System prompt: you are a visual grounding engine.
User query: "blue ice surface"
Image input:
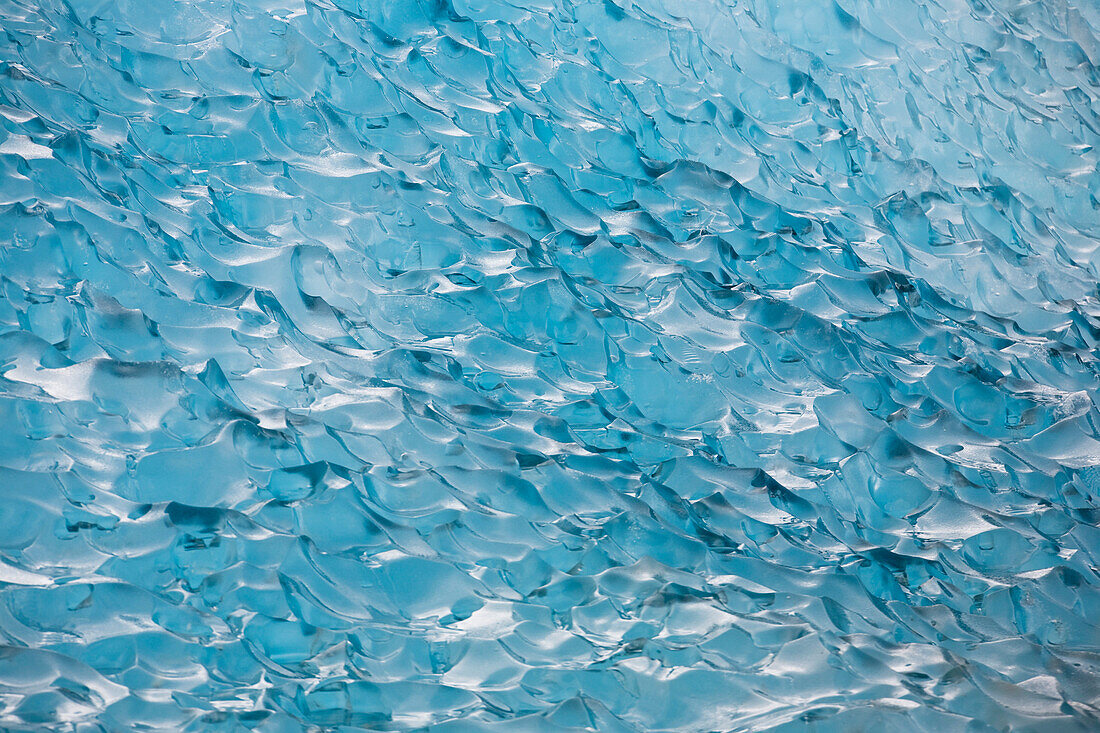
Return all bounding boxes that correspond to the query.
[0,0,1099,729]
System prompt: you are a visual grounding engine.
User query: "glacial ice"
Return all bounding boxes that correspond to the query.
[1,0,1100,729]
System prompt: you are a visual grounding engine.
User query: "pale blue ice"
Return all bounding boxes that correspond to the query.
[0,0,1099,730]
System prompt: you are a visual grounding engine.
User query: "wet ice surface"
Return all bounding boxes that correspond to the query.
[1,0,1100,730]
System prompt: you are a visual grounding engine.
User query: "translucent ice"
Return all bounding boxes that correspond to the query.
[1,0,1100,730]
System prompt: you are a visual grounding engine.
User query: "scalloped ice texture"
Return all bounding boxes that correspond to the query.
[0,0,1099,730]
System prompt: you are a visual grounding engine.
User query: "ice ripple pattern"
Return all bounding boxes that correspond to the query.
[1,0,1100,729]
